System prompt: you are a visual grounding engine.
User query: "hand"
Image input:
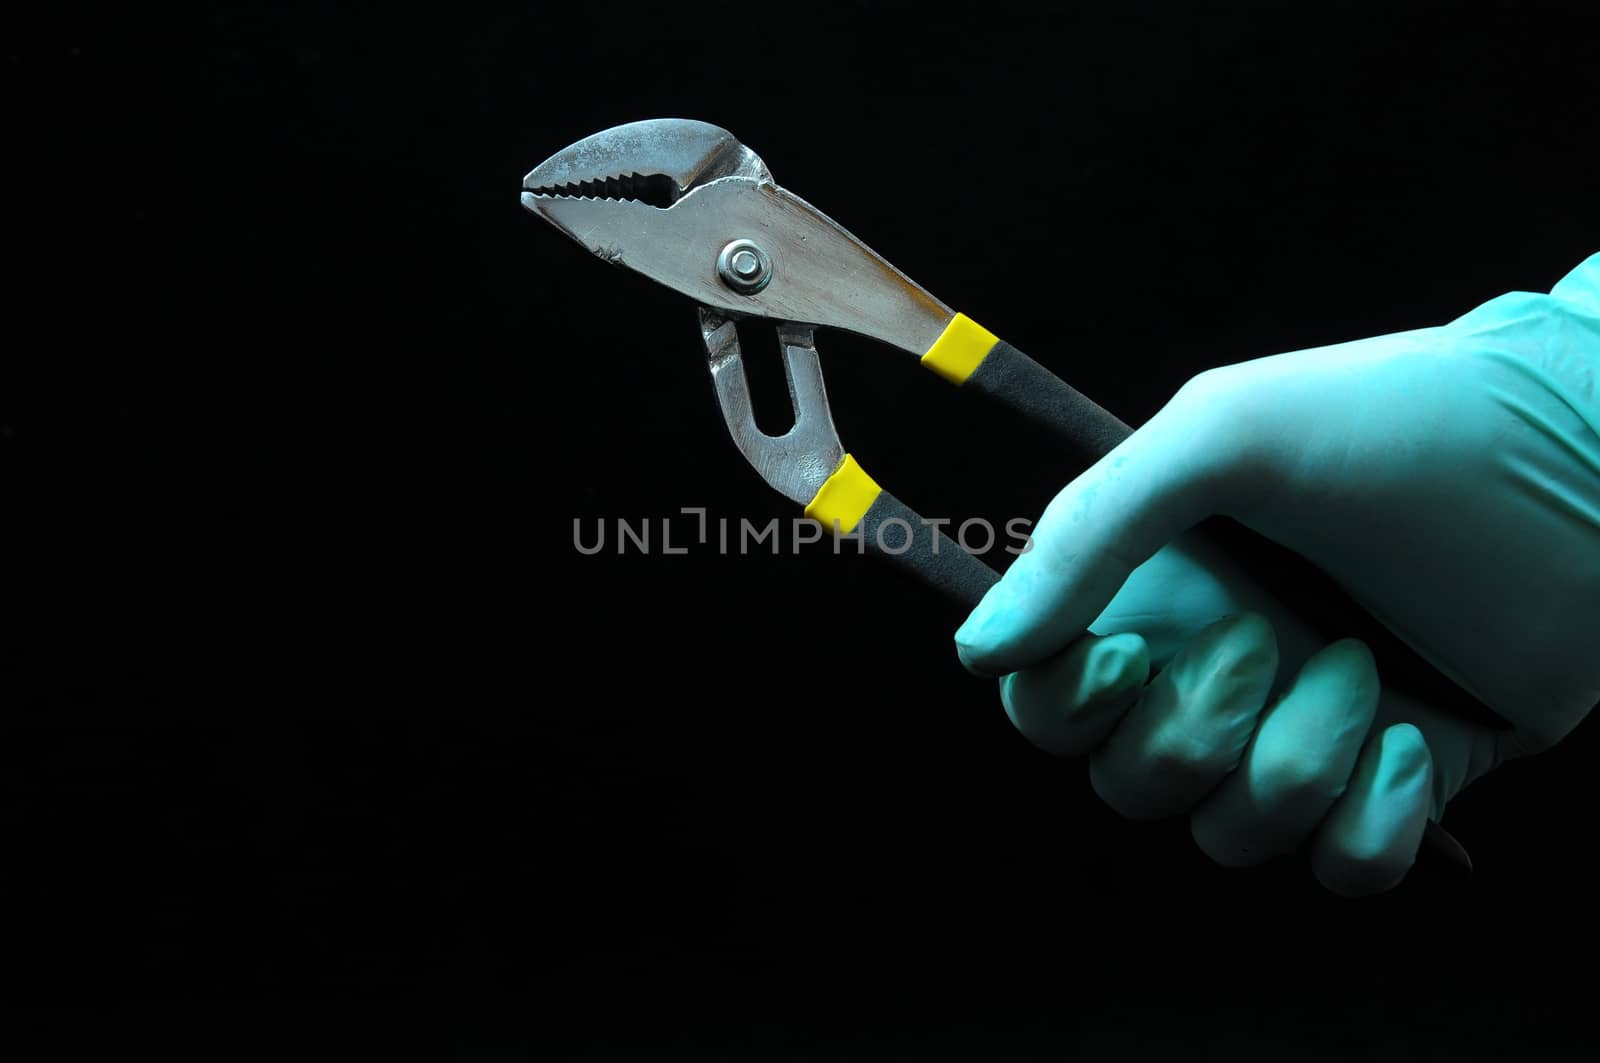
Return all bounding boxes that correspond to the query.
[956,254,1600,895]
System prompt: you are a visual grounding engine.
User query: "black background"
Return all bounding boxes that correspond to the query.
[9,2,1600,1057]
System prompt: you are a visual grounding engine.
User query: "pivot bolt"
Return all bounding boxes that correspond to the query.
[716,239,772,295]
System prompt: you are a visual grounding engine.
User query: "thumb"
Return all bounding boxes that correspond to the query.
[955,378,1241,676]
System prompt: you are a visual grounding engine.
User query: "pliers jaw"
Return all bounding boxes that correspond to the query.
[520,118,770,274]
[520,118,768,205]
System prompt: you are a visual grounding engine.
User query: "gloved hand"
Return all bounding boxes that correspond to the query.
[956,253,1600,895]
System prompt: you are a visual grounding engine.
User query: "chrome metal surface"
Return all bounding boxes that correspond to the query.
[699,309,844,505]
[523,119,955,358]
[521,118,768,203]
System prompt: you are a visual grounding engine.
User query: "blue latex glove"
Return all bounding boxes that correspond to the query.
[956,253,1600,895]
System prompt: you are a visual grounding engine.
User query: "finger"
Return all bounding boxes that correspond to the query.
[1191,639,1379,867]
[1309,723,1433,897]
[1089,613,1277,820]
[955,380,1240,677]
[1000,632,1150,756]
[1372,690,1519,808]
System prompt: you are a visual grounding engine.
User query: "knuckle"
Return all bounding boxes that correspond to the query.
[1144,728,1231,780]
[1216,612,1278,666]
[1164,367,1281,506]
[1181,613,1279,709]
[1332,636,1377,678]
[1256,750,1343,807]
[1172,365,1236,409]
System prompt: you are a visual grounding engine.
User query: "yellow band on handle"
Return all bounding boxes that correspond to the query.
[803,453,882,536]
[920,312,1000,384]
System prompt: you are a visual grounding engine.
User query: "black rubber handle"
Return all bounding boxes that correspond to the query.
[966,339,1134,462]
[859,489,999,609]
[963,340,1511,734]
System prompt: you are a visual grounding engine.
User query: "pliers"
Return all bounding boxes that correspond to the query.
[520,118,1128,604]
[520,119,1497,864]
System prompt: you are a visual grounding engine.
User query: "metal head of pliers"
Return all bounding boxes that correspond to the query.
[521,118,955,360]
[522,118,903,506]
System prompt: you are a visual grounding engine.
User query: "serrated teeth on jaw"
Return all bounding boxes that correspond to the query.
[523,172,678,208]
